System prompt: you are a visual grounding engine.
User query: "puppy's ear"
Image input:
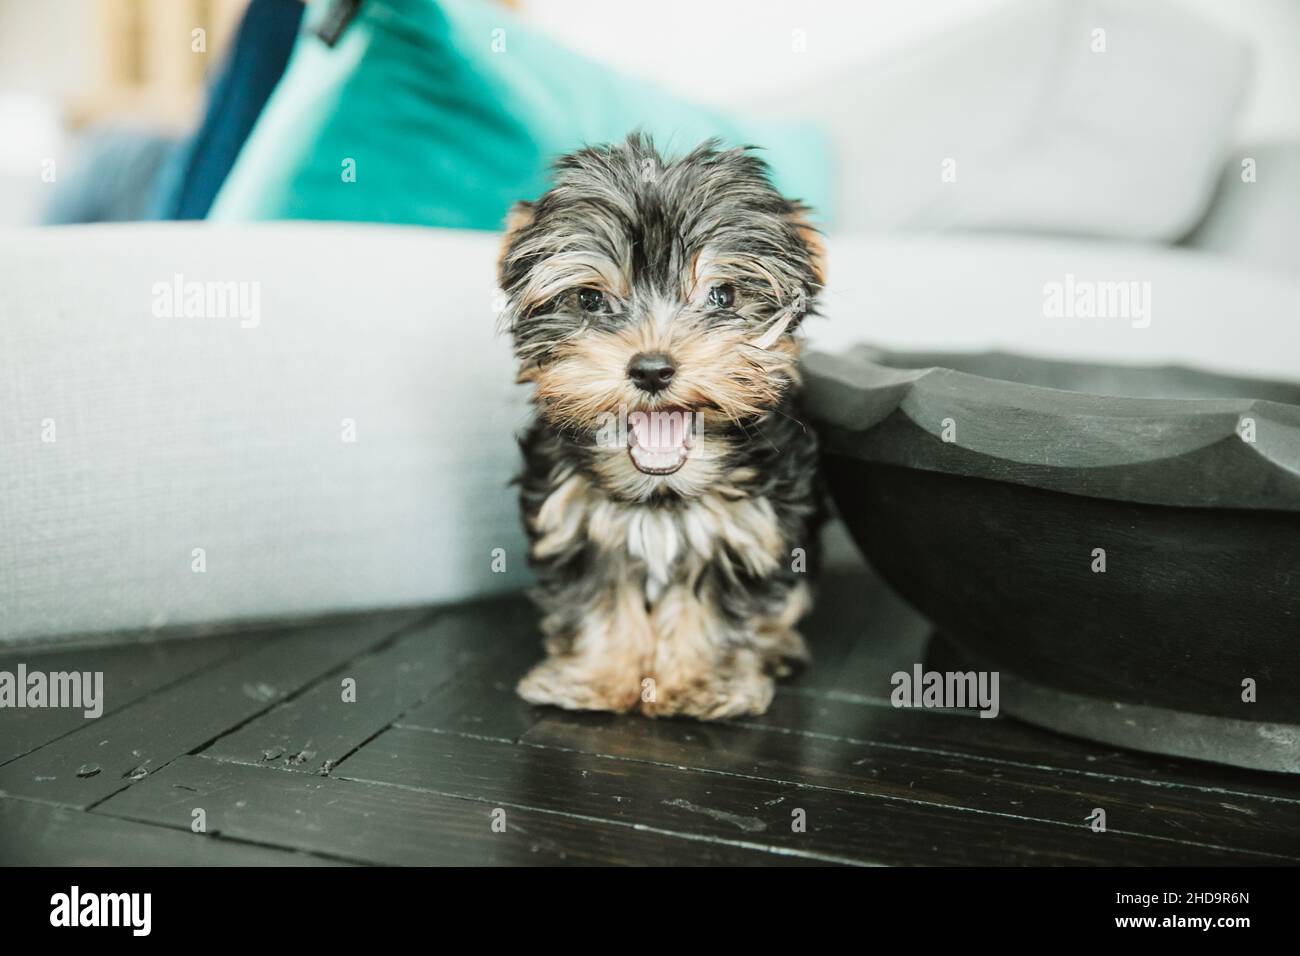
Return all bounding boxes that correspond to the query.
[785,204,826,289]
[498,200,535,287]
[500,201,538,379]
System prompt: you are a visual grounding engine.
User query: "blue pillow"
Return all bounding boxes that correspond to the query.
[152,0,305,220]
[209,0,831,229]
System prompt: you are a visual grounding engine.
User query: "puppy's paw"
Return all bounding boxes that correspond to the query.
[516,657,642,713]
[642,670,775,720]
[702,672,776,719]
[763,628,810,678]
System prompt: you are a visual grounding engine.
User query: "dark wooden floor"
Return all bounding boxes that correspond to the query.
[3,570,1298,866]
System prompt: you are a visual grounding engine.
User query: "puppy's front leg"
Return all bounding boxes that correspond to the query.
[638,581,772,720]
[516,575,653,714]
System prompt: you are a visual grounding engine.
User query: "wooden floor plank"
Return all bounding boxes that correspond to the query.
[396,664,546,743]
[756,691,1300,805]
[0,610,424,809]
[0,796,342,866]
[199,602,532,773]
[8,570,1293,866]
[765,570,1300,805]
[332,725,1273,866]
[0,632,262,766]
[786,568,934,700]
[520,709,1300,861]
[95,755,821,866]
[418,575,1300,807]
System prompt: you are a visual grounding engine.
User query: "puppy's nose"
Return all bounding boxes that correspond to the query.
[627,352,677,393]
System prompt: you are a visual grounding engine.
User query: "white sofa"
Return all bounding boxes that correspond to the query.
[3,222,1299,644]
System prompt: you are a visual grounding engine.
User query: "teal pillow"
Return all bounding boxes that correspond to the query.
[209,0,831,230]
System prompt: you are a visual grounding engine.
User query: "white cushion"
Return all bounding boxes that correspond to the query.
[759,0,1252,240]
[0,222,530,643]
[805,233,1300,381]
[1182,141,1300,277]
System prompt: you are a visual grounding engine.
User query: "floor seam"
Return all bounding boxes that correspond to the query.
[323,770,867,866]
[388,726,1300,863]
[735,719,1300,806]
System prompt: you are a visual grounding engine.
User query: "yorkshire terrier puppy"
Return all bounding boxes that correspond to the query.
[497,135,825,719]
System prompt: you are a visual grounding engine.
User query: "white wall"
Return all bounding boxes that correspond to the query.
[2,0,1296,144]
[1178,0,1300,143]
[517,0,1013,105]
[0,0,97,99]
[518,0,1300,145]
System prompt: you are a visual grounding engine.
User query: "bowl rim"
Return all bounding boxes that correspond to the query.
[803,345,1300,513]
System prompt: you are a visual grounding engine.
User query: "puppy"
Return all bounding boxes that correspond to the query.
[497,134,825,719]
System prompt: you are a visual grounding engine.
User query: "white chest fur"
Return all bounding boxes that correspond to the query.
[530,472,785,605]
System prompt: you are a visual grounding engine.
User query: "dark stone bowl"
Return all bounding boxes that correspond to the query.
[803,346,1300,774]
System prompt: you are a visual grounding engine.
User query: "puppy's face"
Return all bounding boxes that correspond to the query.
[498,137,824,494]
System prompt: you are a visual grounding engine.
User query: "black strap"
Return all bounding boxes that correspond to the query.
[315,0,363,47]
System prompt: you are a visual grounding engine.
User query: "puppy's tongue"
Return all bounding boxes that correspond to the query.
[628,411,692,475]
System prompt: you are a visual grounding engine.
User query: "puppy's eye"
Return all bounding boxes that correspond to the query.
[576,288,606,313]
[706,284,735,309]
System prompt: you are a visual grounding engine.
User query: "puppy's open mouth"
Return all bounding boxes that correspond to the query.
[628,408,694,475]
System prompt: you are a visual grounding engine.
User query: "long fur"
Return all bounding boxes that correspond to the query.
[498,134,825,719]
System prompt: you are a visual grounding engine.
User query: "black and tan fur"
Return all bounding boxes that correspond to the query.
[498,135,825,719]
